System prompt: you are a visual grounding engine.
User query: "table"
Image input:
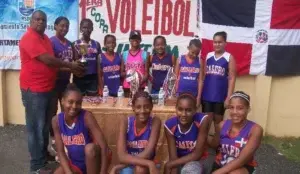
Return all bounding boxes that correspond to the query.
[82,97,176,165]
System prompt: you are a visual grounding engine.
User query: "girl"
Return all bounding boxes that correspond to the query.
[73,18,101,96]
[52,84,110,174]
[148,35,175,94]
[164,93,210,174]
[201,31,236,132]
[98,34,124,97]
[209,91,263,174]
[175,37,204,107]
[122,30,149,97]
[49,16,75,155]
[110,91,161,174]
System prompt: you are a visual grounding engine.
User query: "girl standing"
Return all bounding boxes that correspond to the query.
[73,19,101,96]
[175,38,204,107]
[164,93,210,174]
[122,30,149,97]
[98,34,124,97]
[201,31,236,131]
[209,91,263,174]
[110,91,161,174]
[52,84,111,174]
[149,36,175,94]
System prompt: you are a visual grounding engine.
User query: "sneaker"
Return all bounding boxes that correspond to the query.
[30,166,52,174]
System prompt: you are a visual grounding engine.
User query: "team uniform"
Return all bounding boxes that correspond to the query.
[176,55,201,97]
[73,39,101,95]
[122,49,148,90]
[213,120,257,173]
[164,113,208,173]
[150,53,173,94]
[58,110,92,174]
[100,53,122,97]
[202,51,231,115]
[120,116,155,174]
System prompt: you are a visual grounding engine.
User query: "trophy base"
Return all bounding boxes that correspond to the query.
[165,97,177,106]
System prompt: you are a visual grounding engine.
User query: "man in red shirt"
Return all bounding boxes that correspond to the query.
[19,10,84,173]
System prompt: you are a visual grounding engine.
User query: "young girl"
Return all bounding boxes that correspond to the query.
[164,93,210,174]
[73,18,101,96]
[98,34,124,97]
[209,91,263,174]
[49,16,75,155]
[110,91,161,174]
[201,31,236,131]
[175,38,204,106]
[52,84,110,174]
[123,30,149,97]
[149,35,175,94]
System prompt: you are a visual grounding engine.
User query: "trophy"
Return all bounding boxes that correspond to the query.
[78,43,89,66]
[126,69,140,106]
[163,67,177,105]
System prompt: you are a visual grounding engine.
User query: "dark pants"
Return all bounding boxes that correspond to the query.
[21,88,55,171]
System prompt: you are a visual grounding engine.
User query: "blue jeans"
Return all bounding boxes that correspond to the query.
[21,89,55,171]
[120,164,161,174]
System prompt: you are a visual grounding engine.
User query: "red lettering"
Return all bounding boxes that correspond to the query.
[173,0,185,36]
[154,0,160,34]
[183,1,193,36]
[142,0,153,34]
[161,0,173,35]
[80,0,87,19]
[106,0,121,33]
[131,0,137,31]
[120,0,131,33]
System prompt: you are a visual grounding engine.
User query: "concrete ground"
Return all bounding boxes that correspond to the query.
[0,125,300,174]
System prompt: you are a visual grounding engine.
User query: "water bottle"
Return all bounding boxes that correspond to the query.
[117,86,124,106]
[158,87,165,106]
[103,85,109,103]
[144,86,149,93]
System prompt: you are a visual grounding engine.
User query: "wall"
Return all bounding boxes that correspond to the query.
[0,70,299,137]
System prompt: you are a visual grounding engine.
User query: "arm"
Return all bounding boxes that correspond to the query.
[97,54,103,95]
[143,53,150,84]
[227,55,236,98]
[215,125,263,173]
[197,58,205,103]
[136,117,161,159]
[164,125,179,174]
[120,54,126,78]
[207,121,224,149]
[167,116,210,168]
[117,117,155,168]
[84,112,110,174]
[52,116,73,174]
[174,58,180,93]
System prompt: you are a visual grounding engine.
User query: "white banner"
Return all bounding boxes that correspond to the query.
[79,0,199,58]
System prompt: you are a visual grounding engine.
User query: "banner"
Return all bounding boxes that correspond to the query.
[0,0,79,69]
[79,0,199,58]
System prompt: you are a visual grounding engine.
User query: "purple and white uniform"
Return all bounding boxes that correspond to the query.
[202,51,230,102]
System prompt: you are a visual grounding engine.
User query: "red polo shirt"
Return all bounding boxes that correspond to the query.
[19,27,57,92]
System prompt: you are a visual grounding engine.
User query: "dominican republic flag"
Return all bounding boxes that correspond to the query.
[199,0,300,76]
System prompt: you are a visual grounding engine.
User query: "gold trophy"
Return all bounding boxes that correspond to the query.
[78,43,88,66]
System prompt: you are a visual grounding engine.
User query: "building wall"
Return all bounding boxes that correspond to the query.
[0,70,299,137]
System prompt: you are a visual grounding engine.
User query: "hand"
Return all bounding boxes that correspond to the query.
[109,167,117,174]
[224,97,230,109]
[70,61,85,76]
[164,162,172,174]
[212,169,226,174]
[147,161,159,174]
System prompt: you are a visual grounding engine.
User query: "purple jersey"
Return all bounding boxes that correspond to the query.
[216,120,257,167]
[126,116,155,159]
[74,39,101,75]
[151,53,173,91]
[50,36,73,81]
[164,113,208,157]
[58,109,92,173]
[202,51,230,102]
[176,55,200,97]
[100,53,121,95]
